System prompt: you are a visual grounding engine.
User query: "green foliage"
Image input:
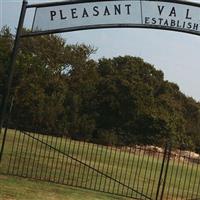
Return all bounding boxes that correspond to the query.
[0,26,13,106]
[0,27,200,150]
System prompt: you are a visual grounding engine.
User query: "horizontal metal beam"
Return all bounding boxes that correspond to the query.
[26,0,200,8]
[21,24,200,38]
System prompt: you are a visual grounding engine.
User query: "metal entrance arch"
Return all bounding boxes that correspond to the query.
[0,0,200,199]
[22,0,200,37]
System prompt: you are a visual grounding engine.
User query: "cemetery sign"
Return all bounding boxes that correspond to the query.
[30,0,200,36]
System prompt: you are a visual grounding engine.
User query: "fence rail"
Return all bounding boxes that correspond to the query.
[0,129,199,199]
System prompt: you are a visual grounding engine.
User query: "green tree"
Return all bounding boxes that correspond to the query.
[1,27,200,151]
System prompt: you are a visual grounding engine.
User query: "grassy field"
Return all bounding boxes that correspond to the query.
[0,175,127,200]
[0,129,199,199]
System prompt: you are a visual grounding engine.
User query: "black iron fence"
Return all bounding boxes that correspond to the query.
[0,129,199,200]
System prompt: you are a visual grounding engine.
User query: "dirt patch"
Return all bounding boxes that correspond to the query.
[0,175,8,180]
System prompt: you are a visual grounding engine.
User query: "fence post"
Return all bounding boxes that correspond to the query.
[0,98,14,162]
[0,0,27,162]
[155,142,170,200]
[0,0,27,134]
[160,143,171,200]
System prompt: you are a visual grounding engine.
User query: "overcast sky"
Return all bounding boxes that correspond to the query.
[1,0,200,101]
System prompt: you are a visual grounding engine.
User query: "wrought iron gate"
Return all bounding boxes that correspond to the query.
[0,129,199,199]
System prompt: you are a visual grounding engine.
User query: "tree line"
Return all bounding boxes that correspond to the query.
[0,26,200,152]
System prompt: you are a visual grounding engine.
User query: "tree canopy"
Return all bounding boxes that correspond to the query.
[0,26,200,152]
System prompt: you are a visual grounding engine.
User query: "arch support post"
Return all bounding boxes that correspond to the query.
[0,0,27,162]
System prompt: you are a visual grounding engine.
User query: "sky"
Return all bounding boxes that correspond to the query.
[1,0,200,101]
